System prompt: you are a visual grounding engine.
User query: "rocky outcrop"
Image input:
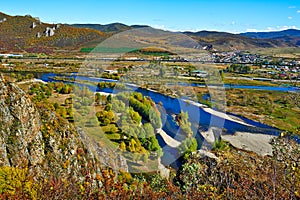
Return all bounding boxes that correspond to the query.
[44,27,55,37]
[0,74,44,168]
[200,127,222,144]
[31,22,36,29]
[0,18,7,23]
[0,74,128,182]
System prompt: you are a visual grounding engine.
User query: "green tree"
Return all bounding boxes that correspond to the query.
[143,123,155,137]
[178,138,198,158]
[129,108,142,124]
[120,141,126,151]
[0,167,37,199]
[177,111,193,137]
[96,111,115,125]
[128,138,137,152]
[149,108,162,129]
[58,107,67,118]
[105,103,112,111]
[95,93,101,104]
[107,94,112,103]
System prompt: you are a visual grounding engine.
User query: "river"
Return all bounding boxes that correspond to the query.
[39,73,300,166]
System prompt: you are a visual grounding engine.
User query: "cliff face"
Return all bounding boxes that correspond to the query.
[0,75,44,168]
[0,74,127,181]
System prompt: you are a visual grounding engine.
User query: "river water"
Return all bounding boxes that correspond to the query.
[39,73,300,166]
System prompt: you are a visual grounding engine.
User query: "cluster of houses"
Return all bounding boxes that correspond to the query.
[259,64,300,79]
[213,51,262,63]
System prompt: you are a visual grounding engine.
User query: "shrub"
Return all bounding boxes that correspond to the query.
[0,167,37,199]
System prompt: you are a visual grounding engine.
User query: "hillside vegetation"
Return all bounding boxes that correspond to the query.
[72,22,300,51]
[1,12,300,53]
[0,12,107,52]
[184,31,298,51]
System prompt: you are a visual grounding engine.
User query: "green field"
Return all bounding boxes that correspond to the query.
[80,47,139,53]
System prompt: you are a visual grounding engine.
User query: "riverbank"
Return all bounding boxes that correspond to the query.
[157,128,181,148]
[225,88,300,132]
[199,127,275,156]
[222,132,276,156]
[184,100,252,126]
[17,78,47,85]
[94,91,115,96]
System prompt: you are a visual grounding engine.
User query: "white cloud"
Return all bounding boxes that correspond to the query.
[288,16,293,20]
[297,10,300,13]
[151,24,298,34]
[231,21,236,25]
[151,24,168,30]
[246,27,275,32]
[245,28,259,32]
[151,24,219,33]
[289,6,296,9]
[151,24,179,32]
[279,25,298,30]
[150,24,191,32]
[245,25,298,32]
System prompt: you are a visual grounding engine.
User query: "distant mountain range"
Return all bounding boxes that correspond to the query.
[0,12,300,53]
[72,23,149,33]
[240,29,300,39]
[71,23,300,39]
[69,24,300,51]
[182,30,290,51]
[239,29,300,47]
[68,24,300,51]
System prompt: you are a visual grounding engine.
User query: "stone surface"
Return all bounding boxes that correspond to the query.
[222,132,276,156]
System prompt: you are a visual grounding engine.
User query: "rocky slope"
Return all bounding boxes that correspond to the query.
[0,74,127,182]
[0,74,44,168]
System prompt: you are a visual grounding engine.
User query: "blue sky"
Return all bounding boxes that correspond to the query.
[1,0,300,33]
